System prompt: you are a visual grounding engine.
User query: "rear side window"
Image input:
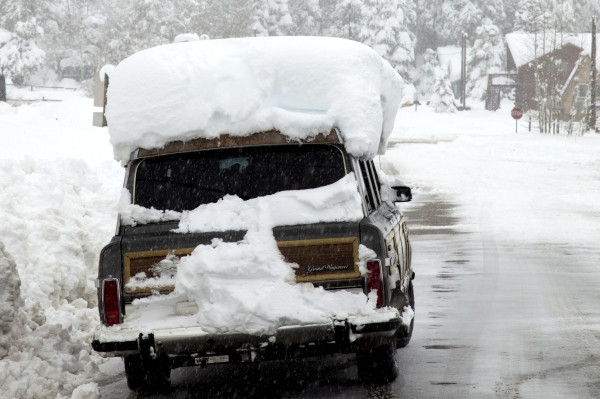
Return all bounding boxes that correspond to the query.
[358,159,382,213]
[132,145,347,212]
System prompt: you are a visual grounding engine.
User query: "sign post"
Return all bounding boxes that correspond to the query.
[511,107,523,133]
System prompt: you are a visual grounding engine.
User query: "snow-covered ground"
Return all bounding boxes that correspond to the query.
[384,101,600,248]
[1,84,599,399]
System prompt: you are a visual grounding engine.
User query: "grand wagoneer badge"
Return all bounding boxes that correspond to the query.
[277,237,360,282]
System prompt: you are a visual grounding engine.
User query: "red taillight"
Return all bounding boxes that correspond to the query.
[366,260,383,307]
[103,279,121,325]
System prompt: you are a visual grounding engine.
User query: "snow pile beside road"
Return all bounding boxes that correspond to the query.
[106,36,403,162]
[0,157,123,399]
[0,244,25,358]
[0,97,113,164]
[0,97,124,399]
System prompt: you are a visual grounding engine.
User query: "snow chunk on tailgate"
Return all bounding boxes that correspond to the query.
[119,230,392,336]
[112,174,393,336]
[106,36,404,162]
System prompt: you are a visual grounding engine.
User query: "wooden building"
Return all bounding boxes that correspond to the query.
[505,33,599,122]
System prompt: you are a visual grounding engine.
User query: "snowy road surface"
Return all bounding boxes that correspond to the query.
[393,190,600,398]
[98,186,600,398]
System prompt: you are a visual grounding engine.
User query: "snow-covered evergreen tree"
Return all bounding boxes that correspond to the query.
[414,0,442,52]
[0,18,45,84]
[329,0,365,41]
[95,0,136,64]
[573,2,600,32]
[0,0,45,31]
[130,0,177,47]
[360,0,415,80]
[41,0,105,81]
[416,0,482,50]
[414,48,439,101]
[251,0,269,36]
[476,0,507,34]
[288,0,321,36]
[429,65,457,113]
[0,0,47,83]
[513,0,553,33]
[186,0,253,39]
[466,18,504,101]
[267,0,294,36]
[439,0,481,45]
[251,0,294,36]
[553,0,575,33]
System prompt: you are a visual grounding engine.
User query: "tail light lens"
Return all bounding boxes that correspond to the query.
[366,260,383,307]
[102,278,122,325]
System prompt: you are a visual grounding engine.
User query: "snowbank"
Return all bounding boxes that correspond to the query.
[0,157,122,399]
[0,95,124,399]
[106,36,404,162]
[0,244,24,359]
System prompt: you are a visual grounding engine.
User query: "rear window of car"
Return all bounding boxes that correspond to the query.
[132,144,347,212]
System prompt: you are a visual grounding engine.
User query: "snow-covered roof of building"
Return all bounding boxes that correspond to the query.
[437,46,462,82]
[506,32,600,69]
[106,36,404,163]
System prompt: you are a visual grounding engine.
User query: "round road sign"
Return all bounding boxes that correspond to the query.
[511,107,523,120]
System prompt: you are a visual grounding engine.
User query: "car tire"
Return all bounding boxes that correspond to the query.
[356,340,399,384]
[397,280,415,348]
[124,355,171,393]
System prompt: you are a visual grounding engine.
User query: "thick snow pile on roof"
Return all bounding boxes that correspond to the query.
[106,36,404,162]
[506,33,600,69]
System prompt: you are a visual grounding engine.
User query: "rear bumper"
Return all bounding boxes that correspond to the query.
[92,309,401,361]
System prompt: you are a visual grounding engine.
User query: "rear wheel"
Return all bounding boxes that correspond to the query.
[124,355,171,393]
[397,280,415,348]
[356,340,399,384]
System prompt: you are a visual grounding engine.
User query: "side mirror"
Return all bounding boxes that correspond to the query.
[391,186,412,202]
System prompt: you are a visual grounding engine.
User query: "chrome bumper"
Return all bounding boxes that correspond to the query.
[92,309,401,359]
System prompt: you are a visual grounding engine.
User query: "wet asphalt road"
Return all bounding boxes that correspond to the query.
[98,188,600,399]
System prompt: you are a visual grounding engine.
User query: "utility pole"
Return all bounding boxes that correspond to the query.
[0,72,5,102]
[460,32,467,110]
[591,18,597,132]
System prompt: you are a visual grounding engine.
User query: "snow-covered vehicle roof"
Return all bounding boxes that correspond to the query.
[105,36,404,163]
